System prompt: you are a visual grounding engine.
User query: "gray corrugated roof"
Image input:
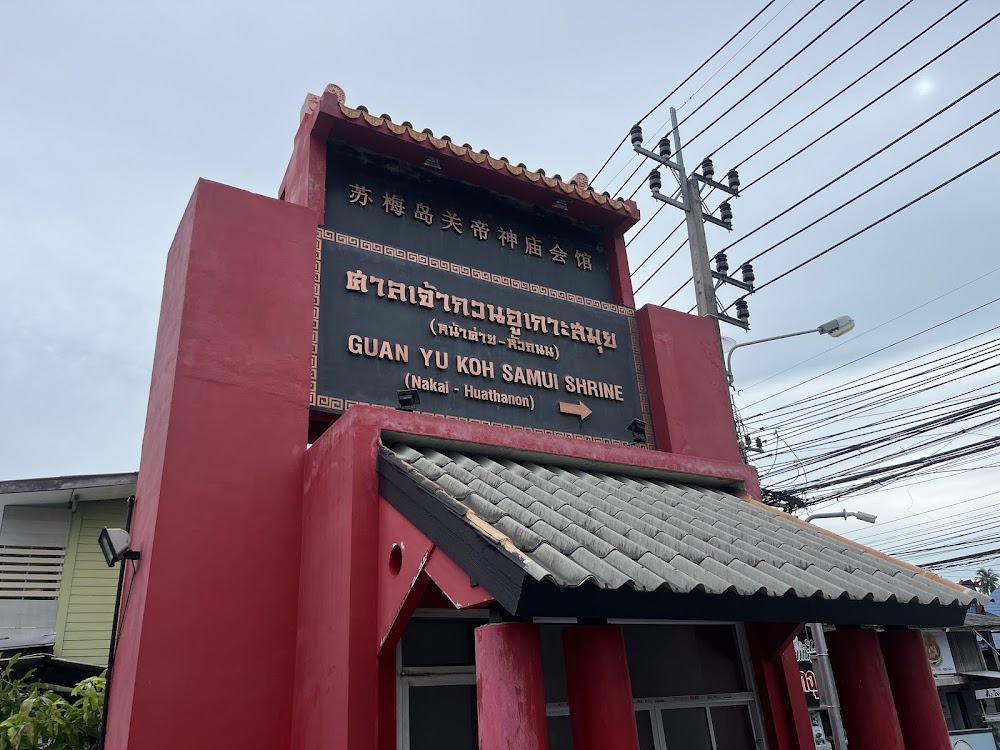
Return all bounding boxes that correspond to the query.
[384,443,976,609]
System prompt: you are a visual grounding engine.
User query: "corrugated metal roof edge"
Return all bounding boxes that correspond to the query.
[377,447,971,627]
[734,490,983,607]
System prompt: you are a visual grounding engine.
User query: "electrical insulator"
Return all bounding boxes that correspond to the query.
[741,263,755,286]
[755,437,763,449]
[658,136,672,159]
[649,169,662,192]
[720,201,733,224]
[701,158,715,180]
[735,298,750,323]
[727,168,740,191]
[715,253,729,275]
[745,435,751,448]
[630,124,643,148]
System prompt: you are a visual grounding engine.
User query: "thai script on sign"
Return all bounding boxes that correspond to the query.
[345,269,618,355]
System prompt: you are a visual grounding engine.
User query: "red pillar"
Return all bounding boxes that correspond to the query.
[475,622,549,750]
[745,623,814,750]
[105,180,316,749]
[880,629,951,750]
[826,629,905,750]
[562,624,639,750]
[291,410,383,750]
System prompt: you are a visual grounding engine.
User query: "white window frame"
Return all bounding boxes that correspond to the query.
[397,610,486,750]
[397,614,768,750]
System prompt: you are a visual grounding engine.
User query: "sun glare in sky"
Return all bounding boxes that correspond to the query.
[913,76,937,97]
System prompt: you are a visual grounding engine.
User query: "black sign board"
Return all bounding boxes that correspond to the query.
[325,145,614,303]
[312,144,652,446]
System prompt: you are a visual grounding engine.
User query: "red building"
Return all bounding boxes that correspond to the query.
[105,84,976,750]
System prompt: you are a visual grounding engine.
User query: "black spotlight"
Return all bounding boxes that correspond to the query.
[396,388,420,412]
[627,418,647,444]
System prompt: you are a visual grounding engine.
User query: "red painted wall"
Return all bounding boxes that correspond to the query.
[637,304,744,466]
[105,181,316,749]
[114,93,774,750]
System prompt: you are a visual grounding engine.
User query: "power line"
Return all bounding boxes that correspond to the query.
[735,0,979,176]
[740,264,1000,393]
[736,6,999,202]
[650,7,998,306]
[677,0,870,156]
[741,304,1000,413]
[704,0,918,159]
[745,148,1000,297]
[612,0,832,198]
[719,70,1000,260]
[590,1,781,187]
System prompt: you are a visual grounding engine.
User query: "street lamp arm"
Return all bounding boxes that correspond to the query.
[726,329,816,385]
[725,315,855,386]
[805,510,877,524]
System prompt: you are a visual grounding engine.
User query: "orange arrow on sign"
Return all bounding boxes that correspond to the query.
[559,400,593,421]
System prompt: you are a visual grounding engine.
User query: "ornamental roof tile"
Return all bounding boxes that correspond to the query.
[301,84,637,219]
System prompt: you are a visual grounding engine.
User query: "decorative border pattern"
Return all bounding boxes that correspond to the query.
[310,227,656,449]
[318,228,633,315]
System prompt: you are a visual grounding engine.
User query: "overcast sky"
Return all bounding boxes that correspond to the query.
[3,1,998,577]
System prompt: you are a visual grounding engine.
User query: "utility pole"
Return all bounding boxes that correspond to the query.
[630,108,753,330]
[670,108,716,319]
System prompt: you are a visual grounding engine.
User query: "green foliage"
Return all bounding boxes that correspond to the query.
[0,656,104,750]
[976,568,999,596]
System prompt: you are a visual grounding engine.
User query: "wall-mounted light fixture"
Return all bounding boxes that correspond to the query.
[98,528,140,568]
[627,418,647,444]
[396,388,420,412]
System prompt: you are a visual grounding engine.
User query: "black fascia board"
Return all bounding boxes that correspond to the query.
[377,449,528,614]
[516,578,968,628]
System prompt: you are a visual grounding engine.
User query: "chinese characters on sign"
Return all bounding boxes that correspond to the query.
[325,145,614,304]
[346,182,594,272]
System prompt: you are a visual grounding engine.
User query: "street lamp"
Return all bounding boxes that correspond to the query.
[724,315,855,385]
[805,509,877,524]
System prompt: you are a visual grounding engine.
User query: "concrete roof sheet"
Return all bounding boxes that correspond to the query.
[381,443,976,623]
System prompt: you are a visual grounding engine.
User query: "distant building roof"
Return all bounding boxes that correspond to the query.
[964,611,1000,630]
[379,443,976,627]
[0,473,137,507]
